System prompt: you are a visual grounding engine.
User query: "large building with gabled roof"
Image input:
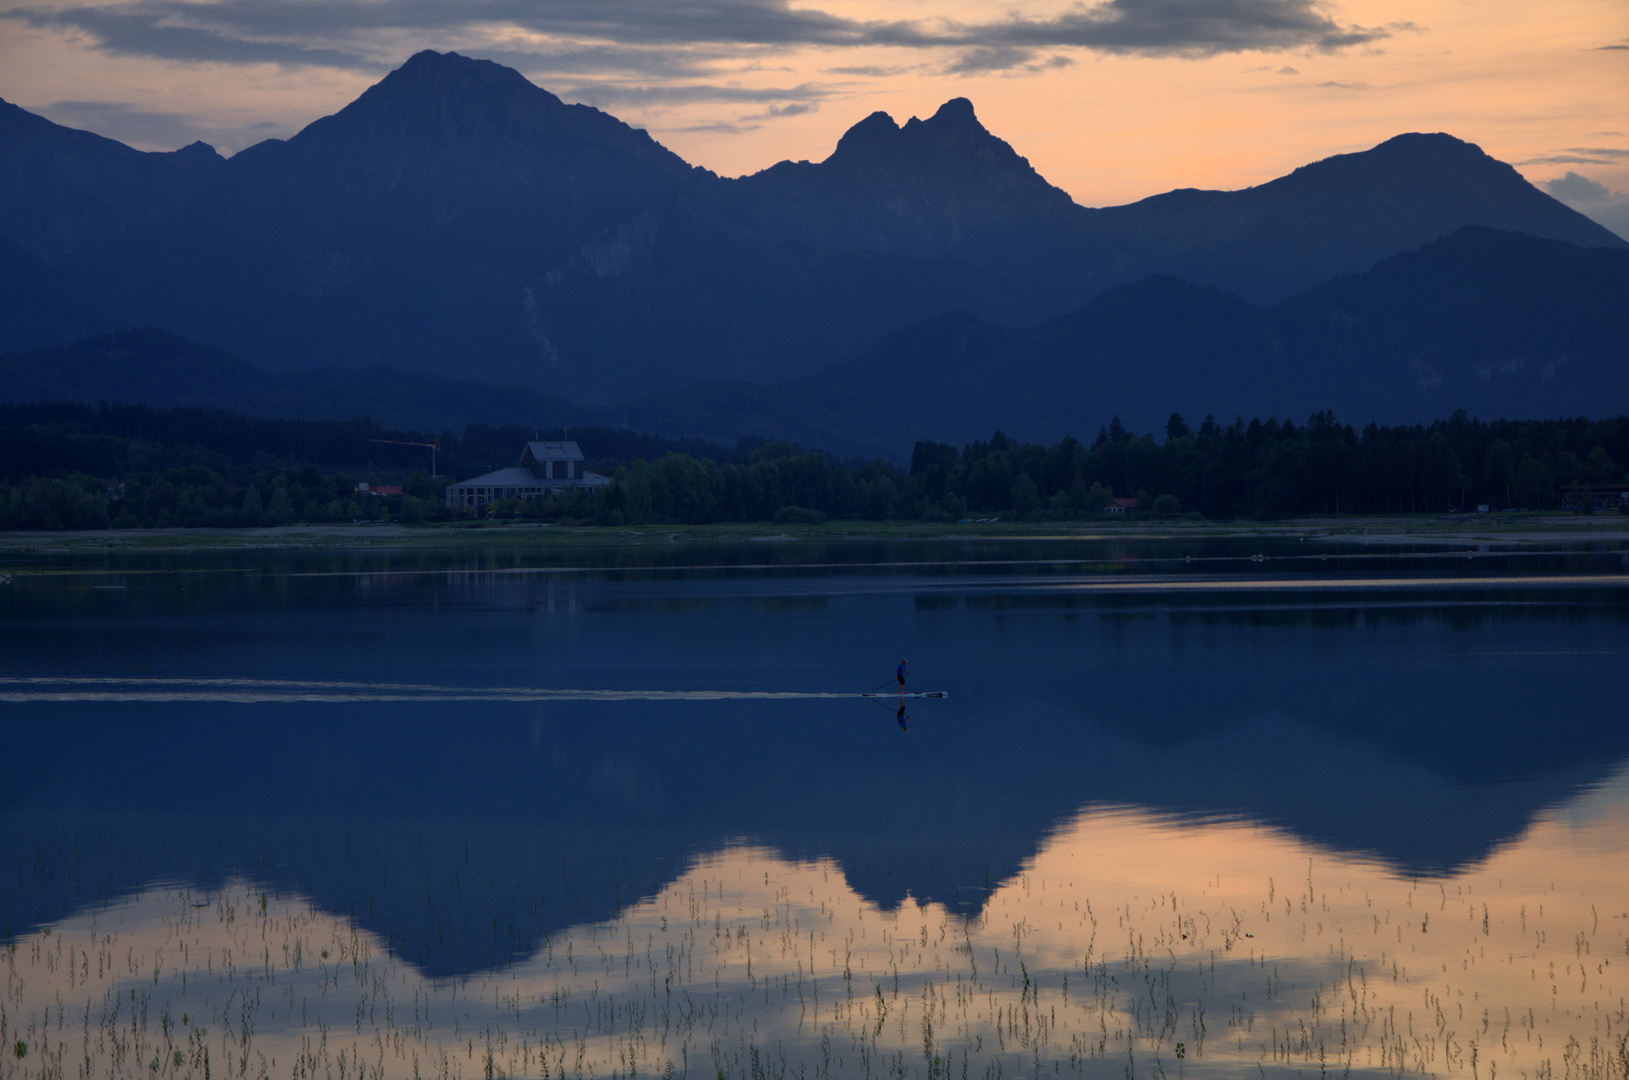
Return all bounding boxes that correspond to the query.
[443,440,610,510]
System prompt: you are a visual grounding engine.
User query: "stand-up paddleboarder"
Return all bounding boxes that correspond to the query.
[896,658,908,697]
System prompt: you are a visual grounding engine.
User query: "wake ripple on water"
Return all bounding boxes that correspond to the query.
[0,676,939,704]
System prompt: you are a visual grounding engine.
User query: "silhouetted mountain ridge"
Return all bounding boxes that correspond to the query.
[0,98,224,264]
[0,50,1621,403]
[95,51,721,391]
[1072,132,1622,302]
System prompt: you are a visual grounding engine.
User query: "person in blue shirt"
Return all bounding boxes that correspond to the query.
[895,659,908,696]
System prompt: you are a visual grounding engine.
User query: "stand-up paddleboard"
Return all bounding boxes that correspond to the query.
[861,691,948,699]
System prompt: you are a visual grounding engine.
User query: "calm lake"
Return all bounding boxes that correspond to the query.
[2,532,1627,1079]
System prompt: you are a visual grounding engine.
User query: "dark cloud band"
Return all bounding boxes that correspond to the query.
[563,81,833,108]
[7,0,1389,75]
[11,4,381,69]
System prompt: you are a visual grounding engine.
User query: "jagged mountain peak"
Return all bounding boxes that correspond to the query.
[825,97,1037,182]
[729,94,1077,265]
[831,110,901,158]
[831,98,986,160]
[906,97,980,132]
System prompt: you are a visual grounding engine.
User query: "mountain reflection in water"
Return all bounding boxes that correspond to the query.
[5,775,1625,1079]
[1,536,1626,1077]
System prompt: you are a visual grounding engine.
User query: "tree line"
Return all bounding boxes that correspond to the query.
[0,402,731,530]
[579,411,1629,524]
[1,400,1625,530]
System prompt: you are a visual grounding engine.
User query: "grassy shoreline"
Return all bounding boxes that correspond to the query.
[2,511,1628,555]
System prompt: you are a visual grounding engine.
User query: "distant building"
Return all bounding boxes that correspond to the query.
[1561,483,1629,511]
[1105,498,1137,513]
[444,440,610,510]
[356,482,403,497]
[521,441,583,482]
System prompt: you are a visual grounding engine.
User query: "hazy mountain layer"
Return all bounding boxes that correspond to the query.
[0,232,131,352]
[0,327,592,433]
[619,228,1629,457]
[8,228,1623,461]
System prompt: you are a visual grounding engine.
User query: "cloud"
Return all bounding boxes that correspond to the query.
[1523,154,1617,166]
[944,46,1075,76]
[1316,80,1371,89]
[1542,171,1629,242]
[1277,65,1299,73]
[825,64,915,77]
[1545,171,1611,202]
[944,45,1039,74]
[1520,148,1629,167]
[479,43,727,82]
[962,0,1387,57]
[5,0,1392,82]
[7,4,383,70]
[668,121,761,134]
[739,101,819,120]
[34,98,296,152]
[560,81,833,109]
[36,99,214,146]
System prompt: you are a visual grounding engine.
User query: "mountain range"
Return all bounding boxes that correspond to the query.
[5,225,1622,458]
[0,49,1624,457]
[618,226,1629,454]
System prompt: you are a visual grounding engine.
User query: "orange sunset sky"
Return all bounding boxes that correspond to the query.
[1,0,1625,235]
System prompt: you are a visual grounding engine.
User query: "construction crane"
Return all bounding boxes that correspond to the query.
[369,437,442,478]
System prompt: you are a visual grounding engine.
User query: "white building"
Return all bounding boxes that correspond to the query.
[443,441,610,510]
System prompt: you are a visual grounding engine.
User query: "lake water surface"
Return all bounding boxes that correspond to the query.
[2,533,1626,1079]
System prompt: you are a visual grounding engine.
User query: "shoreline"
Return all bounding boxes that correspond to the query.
[3,512,1629,555]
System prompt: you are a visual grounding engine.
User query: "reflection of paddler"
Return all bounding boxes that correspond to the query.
[896,703,908,732]
[896,658,908,695]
